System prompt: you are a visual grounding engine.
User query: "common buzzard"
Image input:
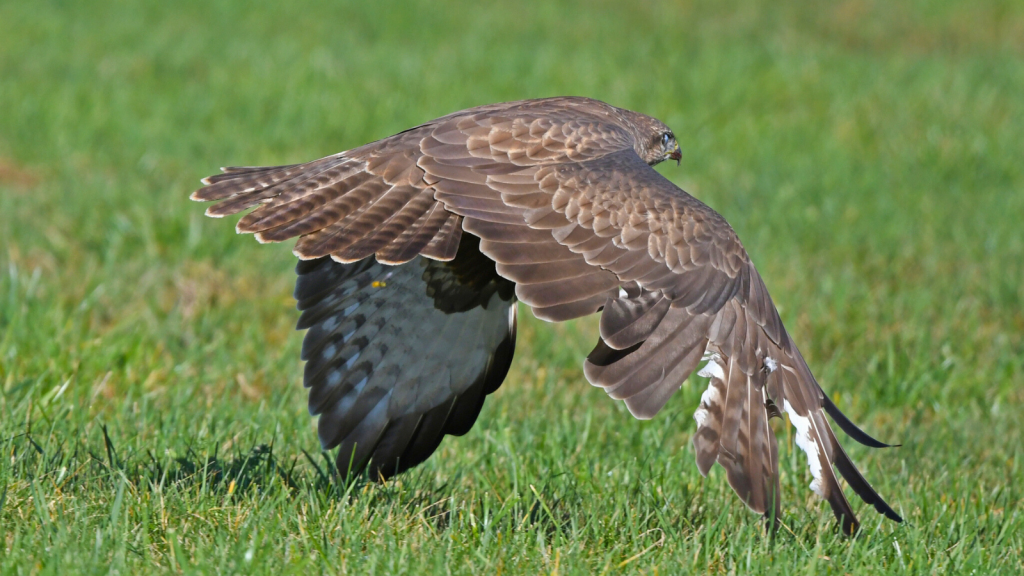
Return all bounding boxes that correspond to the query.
[191,97,900,533]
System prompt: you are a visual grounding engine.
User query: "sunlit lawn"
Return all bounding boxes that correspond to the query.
[2,0,1023,573]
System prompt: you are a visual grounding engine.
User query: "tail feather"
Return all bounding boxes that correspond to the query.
[692,355,726,476]
[692,351,780,521]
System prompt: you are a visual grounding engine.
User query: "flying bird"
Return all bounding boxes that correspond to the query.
[191,97,900,533]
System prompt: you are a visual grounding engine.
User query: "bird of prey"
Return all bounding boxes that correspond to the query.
[191,97,900,533]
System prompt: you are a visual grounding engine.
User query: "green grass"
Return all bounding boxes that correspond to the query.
[2,0,1023,573]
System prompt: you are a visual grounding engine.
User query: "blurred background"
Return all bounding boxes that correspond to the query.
[2,0,1022,573]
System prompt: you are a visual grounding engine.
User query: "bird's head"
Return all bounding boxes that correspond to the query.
[617,110,681,166]
[651,129,682,166]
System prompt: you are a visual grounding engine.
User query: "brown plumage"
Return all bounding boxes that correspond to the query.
[191,96,900,533]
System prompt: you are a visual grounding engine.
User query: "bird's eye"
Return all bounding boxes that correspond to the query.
[661,133,673,147]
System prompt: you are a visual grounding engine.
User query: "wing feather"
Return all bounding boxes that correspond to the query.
[191,96,897,531]
[298,236,515,478]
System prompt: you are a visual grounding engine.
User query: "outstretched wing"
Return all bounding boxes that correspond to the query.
[294,234,515,479]
[191,97,633,266]
[191,96,899,531]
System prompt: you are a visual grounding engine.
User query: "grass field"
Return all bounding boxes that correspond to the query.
[2,0,1023,573]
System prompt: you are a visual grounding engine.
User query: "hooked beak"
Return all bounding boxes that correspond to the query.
[668,144,681,165]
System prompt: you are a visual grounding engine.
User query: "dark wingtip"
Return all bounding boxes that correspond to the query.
[826,425,903,524]
[821,391,898,449]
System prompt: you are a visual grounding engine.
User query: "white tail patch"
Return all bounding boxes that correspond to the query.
[765,356,778,373]
[693,381,722,427]
[783,400,825,497]
[693,353,724,428]
[697,354,725,380]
